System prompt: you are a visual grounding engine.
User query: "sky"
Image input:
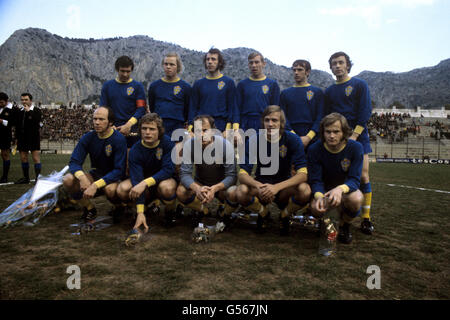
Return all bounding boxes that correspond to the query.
[0,0,449,75]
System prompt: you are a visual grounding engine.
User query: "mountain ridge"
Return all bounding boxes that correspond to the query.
[0,28,448,109]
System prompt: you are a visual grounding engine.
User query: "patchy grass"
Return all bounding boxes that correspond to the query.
[0,157,449,299]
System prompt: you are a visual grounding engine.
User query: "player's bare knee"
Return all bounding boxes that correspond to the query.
[176,184,189,202]
[297,183,311,201]
[63,174,75,189]
[344,190,364,212]
[226,186,238,203]
[117,182,131,200]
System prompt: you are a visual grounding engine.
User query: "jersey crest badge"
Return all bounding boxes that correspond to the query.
[262,85,269,94]
[306,90,314,101]
[341,158,351,172]
[218,81,225,90]
[105,144,113,157]
[173,86,181,96]
[345,86,353,97]
[127,87,135,96]
[156,148,163,160]
[279,145,288,158]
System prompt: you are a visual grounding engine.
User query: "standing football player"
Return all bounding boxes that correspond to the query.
[280,59,324,151]
[236,51,280,132]
[100,55,147,148]
[324,52,374,235]
[0,92,16,183]
[188,48,239,136]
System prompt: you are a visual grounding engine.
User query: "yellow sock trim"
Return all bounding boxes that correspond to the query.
[361,192,372,219]
[245,197,263,214]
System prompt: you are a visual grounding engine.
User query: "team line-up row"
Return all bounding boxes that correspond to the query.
[0,49,375,244]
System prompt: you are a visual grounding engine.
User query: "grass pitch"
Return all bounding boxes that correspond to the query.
[0,155,449,300]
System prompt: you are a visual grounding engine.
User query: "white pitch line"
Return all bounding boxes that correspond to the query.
[0,180,36,187]
[386,184,450,194]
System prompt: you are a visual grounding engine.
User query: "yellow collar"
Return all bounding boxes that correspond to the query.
[206,73,223,80]
[141,139,160,149]
[324,141,347,154]
[162,77,180,83]
[115,77,133,84]
[294,83,311,88]
[97,128,114,139]
[336,76,352,85]
[249,75,267,81]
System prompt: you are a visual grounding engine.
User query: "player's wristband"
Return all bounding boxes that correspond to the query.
[225,123,232,130]
[296,167,308,175]
[136,204,145,214]
[354,125,364,135]
[338,184,350,194]
[127,117,138,126]
[188,125,193,132]
[314,192,325,200]
[232,123,239,130]
[144,177,156,188]
[306,130,316,140]
[94,179,106,189]
[74,171,85,179]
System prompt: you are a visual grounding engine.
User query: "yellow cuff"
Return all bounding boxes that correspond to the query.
[290,130,296,134]
[225,123,232,130]
[338,184,350,193]
[354,125,364,135]
[306,130,316,140]
[188,125,193,132]
[314,192,325,200]
[296,167,308,175]
[144,177,156,188]
[239,169,249,175]
[94,179,106,189]
[74,171,85,179]
[127,117,138,126]
[136,204,145,214]
[233,123,239,130]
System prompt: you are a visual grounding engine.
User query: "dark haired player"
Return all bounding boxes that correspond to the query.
[280,59,324,150]
[0,92,17,183]
[15,93,42,184]
[188,48,239,135]
[324,51,374,235]
[100,55,147,148]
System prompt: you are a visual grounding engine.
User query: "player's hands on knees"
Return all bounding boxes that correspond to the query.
[79,176,91,192]
[324,187,343,207]
[134,212,149,231]
[83,183,98,199]
[259,184,277,203]
[130,181,147,200]
[197,186,211,203]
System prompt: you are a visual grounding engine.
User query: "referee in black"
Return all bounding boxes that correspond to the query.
[14,93,42,184]
[0,92,16,183]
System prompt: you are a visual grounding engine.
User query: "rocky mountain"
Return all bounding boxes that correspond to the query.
[357,59,450,109]
[0,28,449,109]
